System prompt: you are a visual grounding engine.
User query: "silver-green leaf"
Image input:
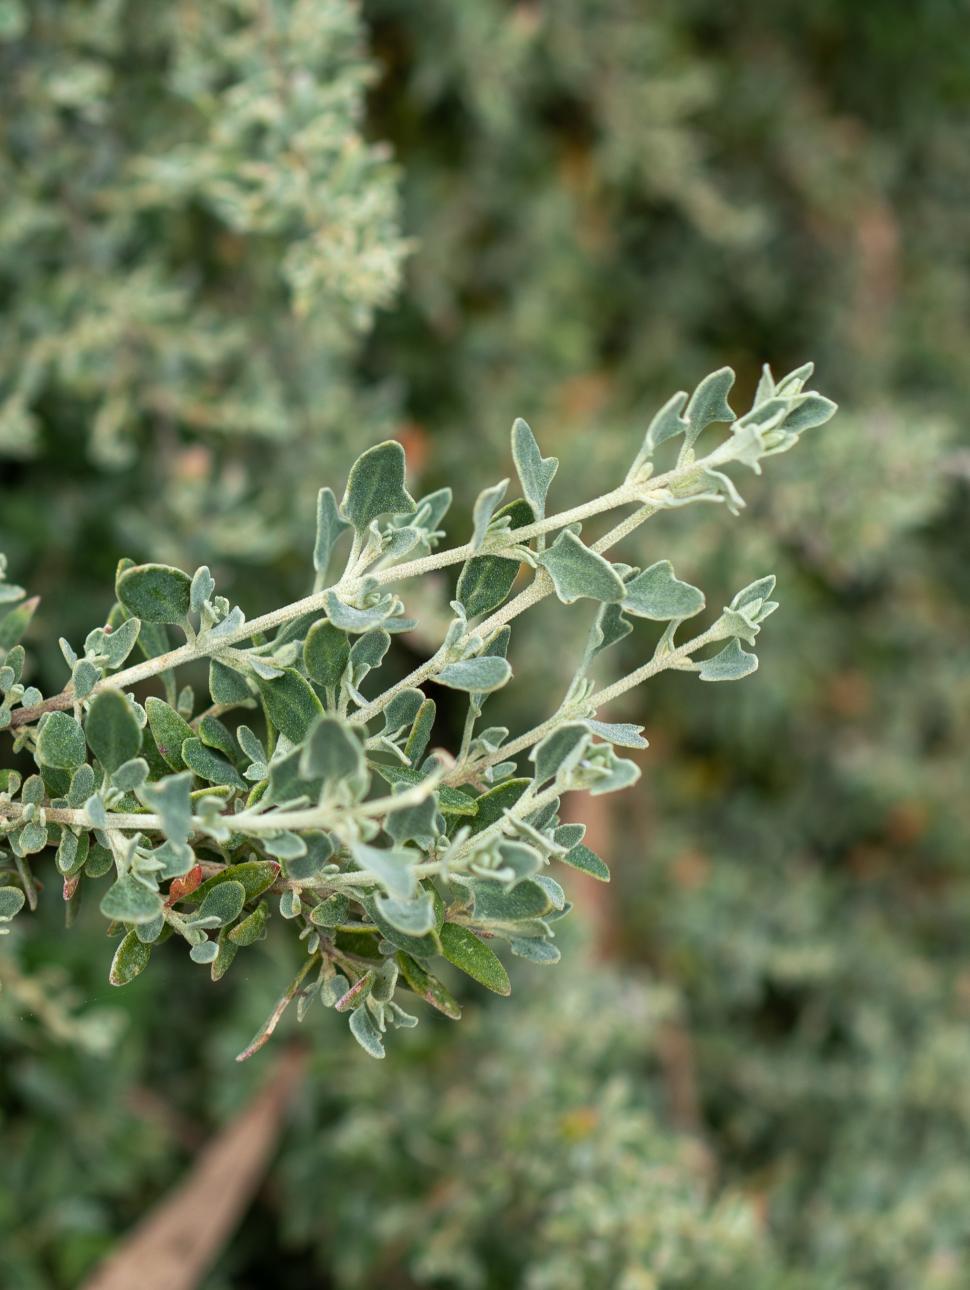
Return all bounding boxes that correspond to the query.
[35,711,87,769]
[350,842,418,900]
[117,563,192,624]
[530,723,589,786]
[314,486,350,577]
[511,417,558,521]
[683,366,736,452]
[622,560,705,621]
[536,531,625,605]
[341,441,416,532]
[697,637,759,682]
[300,715,364,784]
[140,772,194,846]
[349,1003,385,1058]
[436,656,512,693]
[100,876,163,925]
[470,479,509,550]
[85,690,142,773]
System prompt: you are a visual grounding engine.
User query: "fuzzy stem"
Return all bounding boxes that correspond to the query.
[7,448,724,731]
[322,781,567,889]
[349,504,659,728]
[0,773,440,837]
[447,619,725,782]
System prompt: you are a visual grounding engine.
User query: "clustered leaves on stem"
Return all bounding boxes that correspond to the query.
[0,364,836,1059]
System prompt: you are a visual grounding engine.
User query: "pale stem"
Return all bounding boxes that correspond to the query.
[322,780,567,889]
[0,773,440,836]
[446,619,725,781]
[7,445,725,731]
[587,621,723,709]
[448,781,564,863]
[349,503,659,728]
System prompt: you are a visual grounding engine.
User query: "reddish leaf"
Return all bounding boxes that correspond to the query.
[166,864,203,907]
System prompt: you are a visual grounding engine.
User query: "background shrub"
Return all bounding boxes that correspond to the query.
[2,2,970,1286]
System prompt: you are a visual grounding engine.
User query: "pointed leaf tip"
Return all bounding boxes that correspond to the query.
[536,531,625,605]
[341,440,416,532]
[511,418,558,521]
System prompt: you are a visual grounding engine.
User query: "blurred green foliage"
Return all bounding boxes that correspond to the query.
[2,0,970,1287]
[278,946,802,1290]
[0,0,407,664]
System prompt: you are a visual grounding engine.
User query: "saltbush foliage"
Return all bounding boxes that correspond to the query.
[0,365,834,1059]
[280,950,798,1290]
[0,0,407,623]
[350,6,970,1282]
[5,2,967,1284]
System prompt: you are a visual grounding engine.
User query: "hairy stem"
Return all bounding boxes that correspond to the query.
[0,773,440,836]
[446,619,725,783]
[7,448,723,731]
[349,504,659,728]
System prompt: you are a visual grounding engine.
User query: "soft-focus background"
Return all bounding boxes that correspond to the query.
[2,2,970,1286]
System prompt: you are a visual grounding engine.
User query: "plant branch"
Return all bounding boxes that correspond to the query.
[0,773,441,837]
[445,619,725,783]
[349,503,660,728]
[7,450,723,731]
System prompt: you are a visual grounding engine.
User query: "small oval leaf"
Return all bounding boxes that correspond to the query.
[255,669,323,744]
[85,690,142,773]
[109,929,152,986]
[35,712,87,770]
[99,876,163,925]
[304,619,350,691]
[439,923,511,996]
[117,563,192,624]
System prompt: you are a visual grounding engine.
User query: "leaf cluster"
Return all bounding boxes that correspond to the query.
[0,365,834,1058]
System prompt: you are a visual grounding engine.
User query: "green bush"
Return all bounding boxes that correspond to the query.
[2,1,970,1286]
[1,361,833,1062]
[1,0,407,661]
[279,946,801,1290]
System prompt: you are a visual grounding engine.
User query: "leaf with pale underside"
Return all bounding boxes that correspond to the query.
[683,366,736,452]
[585,719,648,750]
[109,931,152,986]
[511,418,558,521]
[314,486,350,576]
[470,479,509,550]
[85,690,142,773]
[140,772,194,846]
[349,1004,385,1058]
[436,656,512,693]
[697,637,759,682]
[536,531,625,605]
[530,723,590,786]
[622,560,705,621]
[341,441,416,532]
[351,842,419,900]
[300,715,364,784]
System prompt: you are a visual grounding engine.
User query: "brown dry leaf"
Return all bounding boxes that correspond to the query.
[81,1046,304,1290]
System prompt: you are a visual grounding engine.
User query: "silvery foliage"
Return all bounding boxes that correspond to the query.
[0,365,835,1059]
